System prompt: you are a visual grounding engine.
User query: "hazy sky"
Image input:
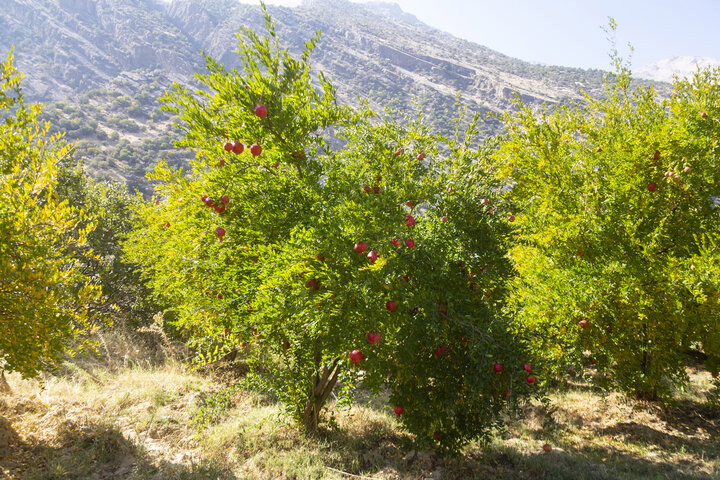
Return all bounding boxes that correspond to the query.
[251,0,720,70]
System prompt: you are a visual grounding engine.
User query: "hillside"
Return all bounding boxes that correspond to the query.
[1,0,654,190]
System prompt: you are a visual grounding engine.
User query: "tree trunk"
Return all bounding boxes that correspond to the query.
[641,324,648,376]
[0,372,10,394]
[635,323,658,400]
[302,359,340,432]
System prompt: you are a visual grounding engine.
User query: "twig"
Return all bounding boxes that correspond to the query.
[265,115,304,179]
[236,162,278,176]
[440,311,492,342]
[325,466,381,480]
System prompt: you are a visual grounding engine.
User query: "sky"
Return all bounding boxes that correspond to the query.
[250,0,720,70]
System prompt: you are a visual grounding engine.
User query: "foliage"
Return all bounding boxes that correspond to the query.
[0,50,102,378]
[497,53,720,399]
[125,6,534,451]
[191,383,242,431]
[55,158,163,329]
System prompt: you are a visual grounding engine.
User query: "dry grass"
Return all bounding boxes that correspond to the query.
[0,352,717,479]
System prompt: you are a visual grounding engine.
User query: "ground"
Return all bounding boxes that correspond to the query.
[0,337,717,480]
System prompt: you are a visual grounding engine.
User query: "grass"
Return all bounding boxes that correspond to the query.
[0,353,717,479]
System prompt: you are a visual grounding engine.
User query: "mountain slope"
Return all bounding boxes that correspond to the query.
[0,0,654,189]
[1,0,199,98]
[165,0,612,130]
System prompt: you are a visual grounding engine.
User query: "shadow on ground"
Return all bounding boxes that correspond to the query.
[306,400,719,480]
[0,416,235,480]
[657,398,720,435]
[462,443,717,480]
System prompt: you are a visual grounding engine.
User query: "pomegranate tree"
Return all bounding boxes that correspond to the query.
[125,7,534,450]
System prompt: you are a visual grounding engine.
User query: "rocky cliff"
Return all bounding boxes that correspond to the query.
[0,0,661,189]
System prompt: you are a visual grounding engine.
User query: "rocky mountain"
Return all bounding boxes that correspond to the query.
[635,56,720,83]
[1,0,198,98]
[0,0,656,189]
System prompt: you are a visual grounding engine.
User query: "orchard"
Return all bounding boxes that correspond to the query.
[124,6,537,450]
[0,5,717,470]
